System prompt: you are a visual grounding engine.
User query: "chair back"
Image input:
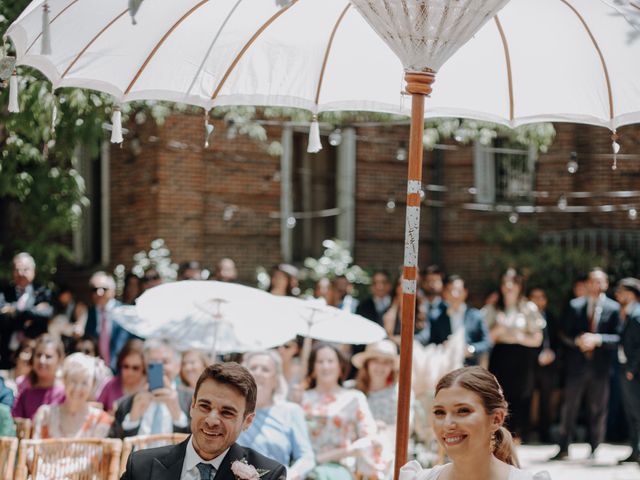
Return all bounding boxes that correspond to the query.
[14,438,122,480]
[0,437,18,480]
[13,418,32,440]
[119,433,189,476]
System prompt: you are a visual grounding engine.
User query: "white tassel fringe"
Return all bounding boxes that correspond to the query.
[307,115,322,153]
[41,2,52,55]
[8,71,19,113]
[111,108,124,144]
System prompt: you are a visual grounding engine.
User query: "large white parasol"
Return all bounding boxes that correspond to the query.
[6,1,640,476]
[5,0,640,129]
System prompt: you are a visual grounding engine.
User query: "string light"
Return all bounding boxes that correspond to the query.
[629,208,638,221]
[286,216,297,228]
[508,212,519,224]
[567,152,578,174]
[385,198,396,213]
[328,128,342,147]
[557,194,568,210]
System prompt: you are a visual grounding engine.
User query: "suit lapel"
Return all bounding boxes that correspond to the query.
[215,443,245,479]
[150,440,189,480]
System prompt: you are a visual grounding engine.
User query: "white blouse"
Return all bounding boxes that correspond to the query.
[399,461,552,480]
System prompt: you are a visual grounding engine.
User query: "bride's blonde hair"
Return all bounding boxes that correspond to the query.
[435,366,519,467]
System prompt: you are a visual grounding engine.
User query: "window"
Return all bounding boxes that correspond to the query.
[474,139,537,205]
[280,127,355,263]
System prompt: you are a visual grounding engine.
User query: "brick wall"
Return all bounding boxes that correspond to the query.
[106,113,640,301]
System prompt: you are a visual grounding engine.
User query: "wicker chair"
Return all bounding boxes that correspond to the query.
[14,438,122,480]
[0,437,18,480]
[119,433,189,476]
[13,418,32,440]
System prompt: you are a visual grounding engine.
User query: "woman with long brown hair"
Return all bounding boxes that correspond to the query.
[400,366,551,480]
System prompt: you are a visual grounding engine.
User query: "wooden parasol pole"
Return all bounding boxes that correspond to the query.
[394,70,436,480]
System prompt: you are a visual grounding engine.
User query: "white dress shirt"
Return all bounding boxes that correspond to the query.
[180,436,229,479]
[121,385,189,434]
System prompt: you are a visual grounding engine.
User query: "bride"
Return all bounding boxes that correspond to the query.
[400,366,550,480]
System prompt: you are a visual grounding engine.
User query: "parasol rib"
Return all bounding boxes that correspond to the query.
[61,9,129,79]
[211,0,299,100]
[25,0,81,54]
[314,3,351,106]
[124,0,211,95]
[494,16,514,121]
[559,0,614,121]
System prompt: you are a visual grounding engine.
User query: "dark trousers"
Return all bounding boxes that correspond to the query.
[535,364,558,442]
[559,368,609,451]
[619,371,640,455]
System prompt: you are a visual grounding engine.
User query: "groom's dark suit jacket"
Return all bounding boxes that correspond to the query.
[120,439,286,480]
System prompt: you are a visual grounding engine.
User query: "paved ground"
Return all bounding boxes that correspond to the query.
[518,443,640,480]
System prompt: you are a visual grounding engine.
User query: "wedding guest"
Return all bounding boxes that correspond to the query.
[270,264,299,297]
[96,339,146,413]
[239,350,315,480]
[33,352,113,438]
[302,343,377,479]
[179,349,209,389]
[277,337,304,403]
[11,334,65,420]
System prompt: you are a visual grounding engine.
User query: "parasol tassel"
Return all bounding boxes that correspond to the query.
[41,1,52,55]
[129,0,144,25]
[611,131,620,171]
[204,110,214,148]
[307,115,322,153]
[8,70,19,113]
[110,107,124,144]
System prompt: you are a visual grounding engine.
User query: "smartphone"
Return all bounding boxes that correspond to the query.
[147,362,164,391]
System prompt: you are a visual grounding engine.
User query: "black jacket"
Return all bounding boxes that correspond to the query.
[120,439,286,480]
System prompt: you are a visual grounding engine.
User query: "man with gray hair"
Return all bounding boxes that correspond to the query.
[83,270,137,371]
[0,252,53,369]
[109,338,192,438]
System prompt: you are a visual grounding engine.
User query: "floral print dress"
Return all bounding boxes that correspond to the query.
[302,387,378,474]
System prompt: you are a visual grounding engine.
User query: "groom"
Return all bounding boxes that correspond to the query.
[121,362,286,479]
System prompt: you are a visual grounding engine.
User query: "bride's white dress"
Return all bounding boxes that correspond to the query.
[400,461,552,480]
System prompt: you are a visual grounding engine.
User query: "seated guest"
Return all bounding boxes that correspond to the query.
[0,376,13,408]
[109,338,191,438]
[97,339,146,413]
[353,340,404,478]
[0,404,15,436]
[6,338,36,395]
[179,349,208,390]
[33,352,113,438]
[277,337,304,403]
[11,334,65,420]
[302,343,377,479]
[238,350,315,480]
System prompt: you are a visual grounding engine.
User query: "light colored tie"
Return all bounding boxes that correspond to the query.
[16,290,29,310]
[99,308,111,366]
[150,403,164,434]
[196,462,215,480]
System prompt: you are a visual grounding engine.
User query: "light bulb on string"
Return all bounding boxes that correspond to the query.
[557,194,568,210]
[611,131,620,171]
[629,208,638,221]
[567,152,578,174]
[395,143,407,162]
[286,216,297,229]
[385,198,396,213]
[328,128,342,147]
[508,212,519,224]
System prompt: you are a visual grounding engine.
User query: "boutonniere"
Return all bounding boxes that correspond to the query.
[230,458,269,480]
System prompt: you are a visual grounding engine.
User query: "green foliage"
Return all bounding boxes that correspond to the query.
[482,222,604,317]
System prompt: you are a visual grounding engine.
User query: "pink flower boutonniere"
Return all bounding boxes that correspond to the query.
[231,458,269,480]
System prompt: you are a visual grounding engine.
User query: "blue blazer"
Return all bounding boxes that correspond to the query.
[415,302,491,365]
[85,301,139,371]
[561,296,621,376]
[621,303,640,377]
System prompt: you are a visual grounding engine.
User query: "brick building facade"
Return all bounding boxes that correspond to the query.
[75,112,639,302]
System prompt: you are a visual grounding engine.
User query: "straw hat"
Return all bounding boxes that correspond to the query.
[351,339,400,370]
